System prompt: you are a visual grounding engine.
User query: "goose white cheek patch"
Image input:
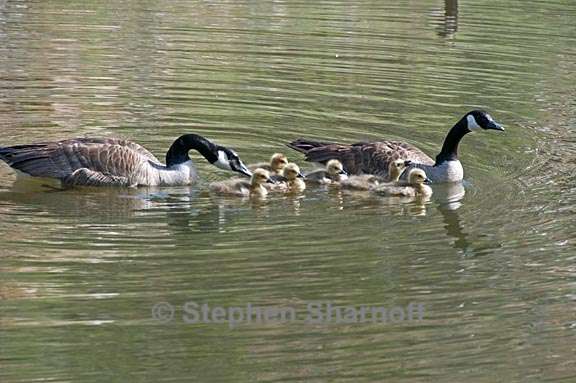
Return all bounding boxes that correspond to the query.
[214,150,232,170]
[467,115,482,131]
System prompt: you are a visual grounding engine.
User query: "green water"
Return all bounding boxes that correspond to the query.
[1,0,576,382]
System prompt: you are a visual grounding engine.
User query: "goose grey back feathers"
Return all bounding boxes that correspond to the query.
[0,134,252,187]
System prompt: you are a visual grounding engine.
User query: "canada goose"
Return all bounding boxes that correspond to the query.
[340,159,411,191]
[248,153,288,175]
[305,159,348,184]
[209,168,273,197]
[0,134,252,187]
[287,110,504,183]
[372,168,433,198]
[271,163,306,192]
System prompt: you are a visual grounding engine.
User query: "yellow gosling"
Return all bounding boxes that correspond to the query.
[372,168,432,198]
[340,159,411,191]
[248,153,288,175]
[305,159,348,184]
[210,168,273,197]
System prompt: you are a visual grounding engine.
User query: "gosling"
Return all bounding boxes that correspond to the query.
[248,153,288,175]
[340,159,411,191]
[305,159,348,184]
[210,168,273,197]
[372,168,432,198]
[271,163,306,193]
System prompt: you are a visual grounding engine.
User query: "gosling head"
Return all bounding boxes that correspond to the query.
[270,153,289,172]
[282,163,304,180]
[408,168,432,185]
[326,159,348,177]
[251,168,274,185]
[388,159,412,180]
[465,110,504,132]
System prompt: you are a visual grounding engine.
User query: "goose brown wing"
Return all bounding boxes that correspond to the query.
[288,139,434,176]
[0,138,161,181]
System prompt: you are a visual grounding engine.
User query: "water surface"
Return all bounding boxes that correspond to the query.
[1,0,576,382]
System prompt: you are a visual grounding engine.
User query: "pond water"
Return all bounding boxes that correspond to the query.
[1,0,576,382]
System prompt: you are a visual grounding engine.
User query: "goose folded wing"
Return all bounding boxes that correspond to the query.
[0,138,160,181]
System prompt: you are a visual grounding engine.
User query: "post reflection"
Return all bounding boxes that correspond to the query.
[437,0,458,39]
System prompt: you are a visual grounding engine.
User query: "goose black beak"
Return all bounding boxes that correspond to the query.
[236,162,253,178]
[339,170,348,176]
[297,172,305,178]
[486,120,505,131]
[266,178,276,184]
[424,178,433,185]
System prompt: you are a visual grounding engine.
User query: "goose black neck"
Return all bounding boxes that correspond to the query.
[434,117,469,165]
[165,134,218,167]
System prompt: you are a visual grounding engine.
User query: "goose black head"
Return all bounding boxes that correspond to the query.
[214,147,253,178]
[465,110,504,132]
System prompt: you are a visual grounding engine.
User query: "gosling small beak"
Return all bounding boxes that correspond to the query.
[297,172,305,178]
[266,178,276,184]
[339,170,348,176]
[404,160,412,167]
[424,178,433,185]
[486,120,505,131]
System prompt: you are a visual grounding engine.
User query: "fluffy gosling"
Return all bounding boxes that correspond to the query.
[272,163,306,192]
[340,159,411,191]
[248,153,288,175]
[372,168,432,198]
[305,159,348,184]
[210,168,273,197]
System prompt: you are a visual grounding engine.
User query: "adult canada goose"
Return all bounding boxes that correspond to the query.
[248,153,288,175]
[270,163,306,192]
[340,159,411,191]
[287,110,504,183]
[209,168,273,197]
[373,168,433,198]
[0,134,253,187]
[305,159,348,184]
